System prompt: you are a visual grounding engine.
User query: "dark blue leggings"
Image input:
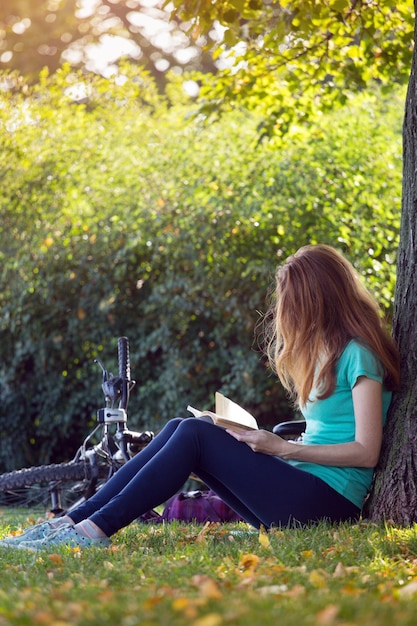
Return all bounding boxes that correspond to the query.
[69,418,360,536]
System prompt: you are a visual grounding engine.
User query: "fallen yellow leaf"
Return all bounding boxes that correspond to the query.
[341,583,363,596]
[172,598,190,611]
[192,613,223,626]
[172,597,198,619]
[143,596,163,609]
[301,549,314,559]
[309,569,328,588]
[240,553,260,570]
[259,526,271,549]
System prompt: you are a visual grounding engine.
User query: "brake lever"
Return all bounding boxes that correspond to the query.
[95,358,122,406]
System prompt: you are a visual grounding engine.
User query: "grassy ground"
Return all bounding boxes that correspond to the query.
[1,509,417,625]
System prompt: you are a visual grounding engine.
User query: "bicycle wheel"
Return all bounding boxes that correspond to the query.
[0,461,110,513]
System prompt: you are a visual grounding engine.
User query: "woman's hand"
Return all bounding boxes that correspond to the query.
[227,428,291,457]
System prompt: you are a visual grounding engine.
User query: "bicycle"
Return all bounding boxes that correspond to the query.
[0,337,154,515]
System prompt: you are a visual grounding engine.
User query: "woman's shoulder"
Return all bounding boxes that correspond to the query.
[342,339,372,356]
[338,339,383,378]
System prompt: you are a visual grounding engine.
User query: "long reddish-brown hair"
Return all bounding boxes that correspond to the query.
[266,244,400,406]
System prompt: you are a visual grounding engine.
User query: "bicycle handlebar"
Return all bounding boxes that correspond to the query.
[118,336,130,410]
[118,336,130,381]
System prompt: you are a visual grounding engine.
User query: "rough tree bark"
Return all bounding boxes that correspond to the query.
[366,3,417,524]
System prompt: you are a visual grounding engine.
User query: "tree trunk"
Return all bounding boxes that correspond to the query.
[365,4,417,524]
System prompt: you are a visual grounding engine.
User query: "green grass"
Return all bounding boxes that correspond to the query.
[1,509,417,625]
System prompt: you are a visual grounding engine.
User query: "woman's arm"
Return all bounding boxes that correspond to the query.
[227,377,383,469]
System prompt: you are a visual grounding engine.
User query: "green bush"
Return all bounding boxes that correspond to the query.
[0,67,403,470]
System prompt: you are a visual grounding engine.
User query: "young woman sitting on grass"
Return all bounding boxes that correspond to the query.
[1,244,400,550]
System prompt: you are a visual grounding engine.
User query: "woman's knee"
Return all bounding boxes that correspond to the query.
[158,417,184,436]
[159,417,213,436]
[174,417,227,445]
[168,417,184,428]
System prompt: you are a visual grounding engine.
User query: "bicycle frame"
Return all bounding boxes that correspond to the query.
[0,337,154,515]
[58,337,154,511]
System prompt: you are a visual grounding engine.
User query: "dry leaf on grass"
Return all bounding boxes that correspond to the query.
[48,553,64,566]
[315,604,340,625]
[257,584,289,596]
[309,569,328,588]
[397,579,417,597]
[192,575,222,599]
[240,553,260,570]
[258,526,271,549]
[192,613,223,626]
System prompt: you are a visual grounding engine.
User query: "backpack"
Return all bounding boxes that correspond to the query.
[138,490,243,524]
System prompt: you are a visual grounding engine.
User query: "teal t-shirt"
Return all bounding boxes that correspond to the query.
[288,340,392,509]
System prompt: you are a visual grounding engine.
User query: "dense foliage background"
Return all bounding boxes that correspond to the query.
[0,67,403,471]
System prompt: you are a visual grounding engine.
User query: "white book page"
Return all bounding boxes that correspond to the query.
[187,394,258,431]
[214,392,258,429]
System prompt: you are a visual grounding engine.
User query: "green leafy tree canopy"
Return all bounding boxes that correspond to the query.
[170,0,414,134]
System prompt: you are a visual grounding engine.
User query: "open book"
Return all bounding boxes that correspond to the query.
[187,392,258,433]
